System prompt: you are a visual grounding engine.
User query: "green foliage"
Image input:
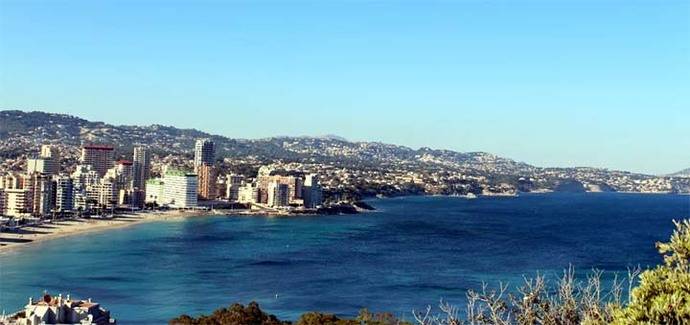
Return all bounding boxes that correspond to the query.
[171,304,409,325]
[295,312,351,325]
[169,301,287,325]
[611,220,690,325]
[295,309,410,325]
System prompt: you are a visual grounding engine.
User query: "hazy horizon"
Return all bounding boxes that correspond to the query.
[1,1,688,175]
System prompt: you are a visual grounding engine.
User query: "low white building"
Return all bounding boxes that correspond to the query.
[237,183,258,204]
[145,170,198,208]
[1,293,116,325]
[163,170,198,208]
[145,179,165,205]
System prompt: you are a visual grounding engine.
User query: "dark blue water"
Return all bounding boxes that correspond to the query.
[1,193,688,323]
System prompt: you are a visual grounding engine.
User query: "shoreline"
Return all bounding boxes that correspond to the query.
[0,205,371,254]
[2,191,684,254]
[0,210,217,254]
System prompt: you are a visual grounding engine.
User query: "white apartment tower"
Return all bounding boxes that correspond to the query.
[163,170,198,208]
[194,139,215,170]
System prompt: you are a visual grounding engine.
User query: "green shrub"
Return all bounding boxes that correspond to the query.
[611,220,690,324]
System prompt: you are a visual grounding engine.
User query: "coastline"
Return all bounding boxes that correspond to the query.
[0,204,372,254]
[2,191,684,254]
[0,210,216,254]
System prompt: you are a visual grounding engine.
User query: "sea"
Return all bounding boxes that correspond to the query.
[0,193,688,323]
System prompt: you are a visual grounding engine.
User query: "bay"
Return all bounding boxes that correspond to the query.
[0,193,688,323]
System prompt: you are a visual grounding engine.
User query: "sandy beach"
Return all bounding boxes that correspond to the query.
[0,210,216,254]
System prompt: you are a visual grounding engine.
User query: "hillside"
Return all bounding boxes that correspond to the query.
[670,168,690,177]
[1,110,688,194]
[0,110,533,174]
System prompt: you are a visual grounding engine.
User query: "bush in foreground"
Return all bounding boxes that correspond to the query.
[169,301,287,325]
[170,305,409,325]
[171,220,690,325]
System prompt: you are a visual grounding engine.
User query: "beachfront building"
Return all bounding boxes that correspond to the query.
[267,181,289,208]
[53,176,74,213]
[71,165,101,212]
[193,139,215,170]
[107,161,133,188]
[26,173,54,217]
[237,183,259,204]
[80,145,114,177]
[71,165,101,191]
[225,174,244,202]
[1,293,116,325]
[4,188,30,217]
[303,173,323,209]
[145,179,164,205]
[131,146,150,208]
[132,146,150,190]
[95,179,117,209]
[163,170,198,208]
[145,170,198,208]
[196,164,217,200]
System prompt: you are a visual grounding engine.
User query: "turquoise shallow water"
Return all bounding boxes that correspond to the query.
[1,193,689,323]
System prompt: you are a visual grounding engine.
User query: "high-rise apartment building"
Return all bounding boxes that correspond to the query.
[95,179,117,209]
[196,164,217,200]
[4,188,30,217]
[53,176,74,213]
[106,160,133,190]
[194,139,215,169]
[226,174,245,202]
[71,165,100,192]
[0,189,5,215]
[26,158,59,175]
[132,146,150,190]
[26,173,53,217]
[80,145,114,177]
[267,181,289,208]
[303,173,323,208]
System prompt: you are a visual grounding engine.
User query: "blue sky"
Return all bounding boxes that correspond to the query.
[0,0,688,175]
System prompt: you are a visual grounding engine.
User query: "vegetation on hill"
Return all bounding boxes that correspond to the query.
[170,219,690,325]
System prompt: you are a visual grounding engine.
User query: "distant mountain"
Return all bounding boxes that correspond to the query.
[669,168,690,177]
[0,110,533,173]
[3,109,689,194]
